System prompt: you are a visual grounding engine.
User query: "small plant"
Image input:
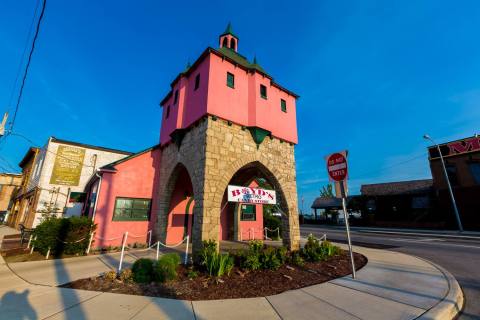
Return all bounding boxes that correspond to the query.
[132,258,154,283]
[154,253,180,282]
[260,246,282,270]
[187,269,199,279]
[104,270,117,281]
[248,240,264,253]
[199,240,234,277]
[290,251,305,266]
[119,269,133,282]
[302,234,323,262]
[276,246,288,265]
[242,252,261,271]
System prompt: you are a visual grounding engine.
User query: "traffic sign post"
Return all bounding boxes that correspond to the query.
[327,152,356,279]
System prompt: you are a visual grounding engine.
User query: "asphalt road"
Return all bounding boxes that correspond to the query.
[300,225,480,320]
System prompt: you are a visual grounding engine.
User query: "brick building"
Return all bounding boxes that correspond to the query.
[0,173,22,223]
[427,135,480,229]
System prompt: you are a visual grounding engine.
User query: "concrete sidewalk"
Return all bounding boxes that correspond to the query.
[0,237,463,319]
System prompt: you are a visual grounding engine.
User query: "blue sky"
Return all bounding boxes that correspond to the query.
[1,1,479,211]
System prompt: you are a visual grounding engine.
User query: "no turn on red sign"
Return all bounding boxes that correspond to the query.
[327,152,348,182]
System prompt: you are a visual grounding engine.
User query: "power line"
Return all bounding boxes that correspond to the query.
[6,0,41,111]
[7,0,47,135]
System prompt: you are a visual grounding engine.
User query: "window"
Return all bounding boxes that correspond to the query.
[113,197,151,221]
[240,204,256,221]
[227,72,235,88]
[469,162,480,185]
[165,105,170,119]
[194,74,200,90]
[222,37,228,48]
[173,90,179,104]
[230,38,236,50]
[260,84,267,99]
[446,164,458,186]
[281,99,287,112]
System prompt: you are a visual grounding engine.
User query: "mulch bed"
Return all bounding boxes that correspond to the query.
[61,250,367,301]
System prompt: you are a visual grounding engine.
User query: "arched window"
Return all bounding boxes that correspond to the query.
[230,38,236,50]
[222,37,228,48]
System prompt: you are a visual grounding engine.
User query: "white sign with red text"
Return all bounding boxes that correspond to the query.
[228,185,276,204]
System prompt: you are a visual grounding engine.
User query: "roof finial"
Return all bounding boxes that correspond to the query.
[253,55,258,65]
[224,22,233,34]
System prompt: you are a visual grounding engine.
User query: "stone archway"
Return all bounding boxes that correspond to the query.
[211,158,300,250]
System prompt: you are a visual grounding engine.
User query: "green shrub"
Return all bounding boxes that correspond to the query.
[32,216,96,256]
[187,269,199,279]
[260,247,282,270]
[248,240,264,253]
[276,246,288,265]
[154,253,180,282]
[199,240,234,277]
[241,252,261,271]
[302,234,323,262]
[290,251,305,266]
[301,236,341,262]
[132,258,154,283]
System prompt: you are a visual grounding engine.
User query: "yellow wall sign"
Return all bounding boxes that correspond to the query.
[49,145,86,186]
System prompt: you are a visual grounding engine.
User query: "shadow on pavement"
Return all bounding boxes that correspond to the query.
[0,289,37,320]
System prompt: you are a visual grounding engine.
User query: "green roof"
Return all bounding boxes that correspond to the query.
[220,22,238,38]
[217,47,266,74]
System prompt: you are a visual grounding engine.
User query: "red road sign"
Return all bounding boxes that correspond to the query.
[327,153,348,181]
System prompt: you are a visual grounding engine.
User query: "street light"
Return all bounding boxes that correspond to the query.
[423,134,463,232]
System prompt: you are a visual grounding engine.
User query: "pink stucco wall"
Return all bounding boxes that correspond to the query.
[219,180,264,241]
[90,148,161,248]
[165,168,194,245]
[159,50,298,146]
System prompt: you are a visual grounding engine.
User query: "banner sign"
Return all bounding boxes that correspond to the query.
[227,185,276,204]
[429,136,480,159]
[49,145,86,186]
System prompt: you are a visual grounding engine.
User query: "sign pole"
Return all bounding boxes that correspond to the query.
[340,181,355,279]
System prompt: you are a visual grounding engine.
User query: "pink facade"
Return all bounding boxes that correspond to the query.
[86,147,161,248]
[159,30,298,146]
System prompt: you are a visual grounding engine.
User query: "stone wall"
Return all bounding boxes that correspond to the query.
[155,116,300,255]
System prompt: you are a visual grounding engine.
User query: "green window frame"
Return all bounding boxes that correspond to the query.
[281,99,287,112]
[194,74,200,90]
[260,84,267,99]
[227,72,235,88]
[240,204,256,221]
[113,197,151,221]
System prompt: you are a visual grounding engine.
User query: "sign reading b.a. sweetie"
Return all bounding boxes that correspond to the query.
[327,152,348,182]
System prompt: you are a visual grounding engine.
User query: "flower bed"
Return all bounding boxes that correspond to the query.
[61,236,367,300]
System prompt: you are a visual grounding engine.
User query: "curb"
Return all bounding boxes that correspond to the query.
[415,259,464,320]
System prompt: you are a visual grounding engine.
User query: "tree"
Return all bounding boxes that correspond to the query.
[319,184,334,198]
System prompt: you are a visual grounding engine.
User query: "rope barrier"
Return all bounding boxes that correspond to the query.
[55,236,88,244]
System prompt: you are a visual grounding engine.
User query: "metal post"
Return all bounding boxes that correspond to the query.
[156,241,160,260]
[436,144,464,232]
[148,230,152,247]
[30,236,36,254]
[46,247,50,260]
[86,232,94,254]
[184,235,189,265]
[27,235,33,249]
[340,182,356,279]
[118,231,128,272]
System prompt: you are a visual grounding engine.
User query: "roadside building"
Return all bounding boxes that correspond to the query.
[7,147,40,228]
[83,25,301,254]
[0,173,22,223]
[359,179,436,227]
[427,135,480,229]
[10,137,131,229]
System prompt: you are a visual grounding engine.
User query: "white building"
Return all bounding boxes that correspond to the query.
[25,137,131,227]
